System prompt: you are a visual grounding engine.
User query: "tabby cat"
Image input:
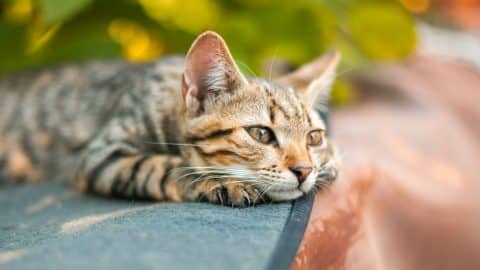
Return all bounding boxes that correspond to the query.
[0,31,340,207]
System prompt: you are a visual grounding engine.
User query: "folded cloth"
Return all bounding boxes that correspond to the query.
[293,56,480,270]
[0,182,293,270]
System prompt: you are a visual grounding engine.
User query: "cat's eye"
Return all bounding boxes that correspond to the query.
[307,130,324,146]
[246,126,277,145]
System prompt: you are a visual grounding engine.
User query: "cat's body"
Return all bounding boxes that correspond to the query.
[0,57,184,184]
[0,32,339,206]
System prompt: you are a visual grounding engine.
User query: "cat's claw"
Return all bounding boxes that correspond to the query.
[199,183,269,208]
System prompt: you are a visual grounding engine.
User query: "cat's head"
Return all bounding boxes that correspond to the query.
[180,31,340,201]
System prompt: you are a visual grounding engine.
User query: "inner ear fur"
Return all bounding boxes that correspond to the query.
[182,31,247,105]
[278,51,341,108]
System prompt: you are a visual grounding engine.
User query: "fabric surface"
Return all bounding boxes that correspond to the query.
[0,182,292,270]
[292,56,480,270]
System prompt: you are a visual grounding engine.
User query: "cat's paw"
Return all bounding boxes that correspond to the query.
[198,182,269,207]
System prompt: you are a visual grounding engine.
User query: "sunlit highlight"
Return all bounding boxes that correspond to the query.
[108,19,164,62]
[3,0,33,24]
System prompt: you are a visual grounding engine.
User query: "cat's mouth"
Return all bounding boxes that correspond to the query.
[265,189,304,202]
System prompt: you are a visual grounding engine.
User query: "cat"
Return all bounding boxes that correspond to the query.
[0,31,340,207]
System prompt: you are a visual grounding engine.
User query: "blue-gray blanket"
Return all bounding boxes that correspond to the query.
[0,182,293,270]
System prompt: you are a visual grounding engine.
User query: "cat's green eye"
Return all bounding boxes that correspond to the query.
[246,127,276,145]
[307,130,324,146]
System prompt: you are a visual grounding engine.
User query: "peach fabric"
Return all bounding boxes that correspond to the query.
[292,56,480,270]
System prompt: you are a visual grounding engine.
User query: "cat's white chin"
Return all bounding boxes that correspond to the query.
[267,190,304,202]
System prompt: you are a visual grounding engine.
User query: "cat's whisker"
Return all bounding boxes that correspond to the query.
[173,169,226,183]
[189,174,209,186]
[257,174,292,185]
[176,165,265,171]
[224,180,258,185]
[142,141,203,147]
[174,168,229,174]
[203,175,254,181]
[257,178,284,199]
[175,166,261,190]
[174,166,254,172]
[174,166,244,174]
[237,61,257,77]
[175,170,251,180]
[268,46,279,81]
[223,178,274,186]
[257,185,274,200]
[334,66,355,80]
[186,171,237,189]
[314,180,333,193]
[261,181,296,191]
[180,168,275,193]
[204,175,274,186]
[187,169,252,181]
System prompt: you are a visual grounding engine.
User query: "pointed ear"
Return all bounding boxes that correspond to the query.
[278,51,341,110]
[182,31,248,114]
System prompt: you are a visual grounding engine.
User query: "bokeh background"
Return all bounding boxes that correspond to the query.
[0,0,479,104]
[1,2,480,269]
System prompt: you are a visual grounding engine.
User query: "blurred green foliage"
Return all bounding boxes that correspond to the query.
[0,0,418,104]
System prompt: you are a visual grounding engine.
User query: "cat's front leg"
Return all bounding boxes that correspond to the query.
[75,141,185,200]
[76,142,267,205]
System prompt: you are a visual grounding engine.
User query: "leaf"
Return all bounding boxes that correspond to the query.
[348,3,417,60]
[331,79,356,106]
[39,0,92,25]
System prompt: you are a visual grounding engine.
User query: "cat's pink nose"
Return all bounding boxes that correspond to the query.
[289,165,312,185]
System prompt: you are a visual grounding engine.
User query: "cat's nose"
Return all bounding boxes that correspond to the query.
[289,165,312,185]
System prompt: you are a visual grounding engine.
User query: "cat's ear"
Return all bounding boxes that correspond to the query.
[278,51,340,110]
[182,31,248,114]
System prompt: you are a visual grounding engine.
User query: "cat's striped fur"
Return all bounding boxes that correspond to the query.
[0,31,340,206]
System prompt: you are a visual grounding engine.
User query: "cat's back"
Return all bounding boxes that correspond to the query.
[0,56,185,137]
[0,56,185,182]
[0,60,134,135]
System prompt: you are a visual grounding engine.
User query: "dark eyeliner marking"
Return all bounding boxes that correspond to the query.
[269,106,275,123]
[301,103,312,126]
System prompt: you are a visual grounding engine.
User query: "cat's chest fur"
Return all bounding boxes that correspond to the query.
[0,56,185,183]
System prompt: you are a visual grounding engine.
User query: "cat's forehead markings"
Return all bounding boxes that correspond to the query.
[248,79,315,132]
[255,81,301,125]
[261,83,292,123]
[274,87,316,131]
[301,103,313,127]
